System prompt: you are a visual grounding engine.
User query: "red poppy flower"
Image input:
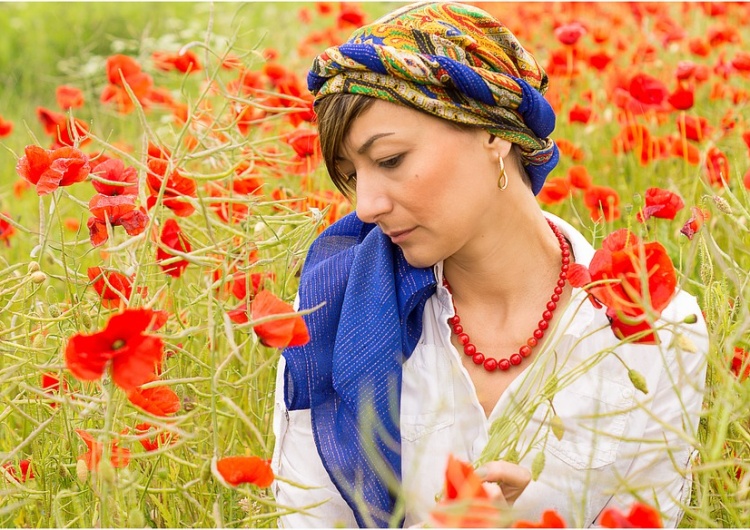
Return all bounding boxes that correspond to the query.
[146,159,197,217]
[76,429,131,471]
[612,123,654,165]
[598,502,663,528]
[628,73,669,108]
[152,49,202,73]
[36,107,90,148]
[568,104,592,124]
[0,114,13,137]
[670,138,700,165]
[537,177,572,205]
[135,423,179,452]
[688,38,711,58]
[744,168,750,191]
[213,456,274,488]
[2,460,34,482]
[56,85,85,110]
[732,347,750,382]
[337,3,366,28]
[101,55,154,114]
[87,194,149,247]
[512,510,567,528]
[568,229,677,344]
[91,159,138,196]
[705,147,730,187]
[567,165,592,190]
[636,187,685,222]
[87,267,135,307]
[583,185,621,222]
[16,145,91,196]
[127,377,181,416]
[250,290,309,348]
[0,213,15,246]
[157,218,192,278]
[668,84,694,110]
[65,308,165,392]
[42,372,68,408]
[677,114,713,142]
[429,454,503,528]
[588,51,613,71]
[680,206,710,240]
[554,21,586,46]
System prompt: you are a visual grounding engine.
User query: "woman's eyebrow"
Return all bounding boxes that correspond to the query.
[357,132,395,155]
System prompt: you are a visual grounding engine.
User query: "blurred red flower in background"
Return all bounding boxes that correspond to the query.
[512,510,567,528]
[0,213,15,246]
[87,267,137,308]
[135,423,178,452]
[147,159,197,217]
[598,502,663,527]
[583,185,621,222]
[87,194,149,246]
[636,187,685,222]
[65,308,165,392]
[127,377,181,416]
[157,219,192,278]
[214,456,274,487]
[101,54,154,114]
[555,21,587,46]
[76,429,130,471]
[0,114,14,137]
[56,85,85,110]
[16,145,91,196]
[36,107,90,148]
[2,460,35,482]
[152,49,202,73]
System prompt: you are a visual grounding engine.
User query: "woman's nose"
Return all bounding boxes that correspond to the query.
[354,175,392,224]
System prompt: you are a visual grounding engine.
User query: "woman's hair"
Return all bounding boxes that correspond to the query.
[315,93,532,200]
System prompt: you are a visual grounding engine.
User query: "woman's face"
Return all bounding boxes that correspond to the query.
[337,100,507,268]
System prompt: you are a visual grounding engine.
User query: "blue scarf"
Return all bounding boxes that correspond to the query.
[282,212,436,527]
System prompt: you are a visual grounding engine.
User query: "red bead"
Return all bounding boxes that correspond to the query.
[542,310,553,321]
[519,345,532,357]
[533,329,544,340]
[547,301,557,311]
[561,261,569,268]
[464,344,476,356]
[459,333,470,345]
[453,324,464,334]
[538,320,549,330]
[472,353,485,365]
[527,337,538,347]
[554,286,563,295]
[559,272,567,280]
[449,316,460,326]
[562,249,570,258]
[551,294,560,302]
[484,358,498,371]
[498,359,511,371]
[510,353,522,365]
[557,279,566,288]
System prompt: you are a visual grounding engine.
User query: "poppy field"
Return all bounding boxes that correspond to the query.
[1,2,750,528]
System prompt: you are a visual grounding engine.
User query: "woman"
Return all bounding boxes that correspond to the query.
[271,3,707,528]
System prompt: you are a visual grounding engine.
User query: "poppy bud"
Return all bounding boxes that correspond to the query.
[683,314,698,325]
[49,304,61,318]
[127,508,145,528]
[97,459,115,484]
[76,459,88,482]
[200,460,211,483]
[27,261,40,273]
[550,415,565,441]
[531,451,546,481]
[712,195,732,214]
[675,333,698,353]
[699,244,713,286]
[81,313,93,329]
[628,369,649,394]
[30,271,47,284]
[32,334,46,349]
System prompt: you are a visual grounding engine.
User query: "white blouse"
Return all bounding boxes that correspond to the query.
[272,214,708,528]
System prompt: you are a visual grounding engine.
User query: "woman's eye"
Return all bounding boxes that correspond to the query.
[379,154,403,169]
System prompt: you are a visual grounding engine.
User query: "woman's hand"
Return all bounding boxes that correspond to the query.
[476,460,531,505]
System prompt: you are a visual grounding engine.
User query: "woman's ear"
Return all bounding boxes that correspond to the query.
[485,134,512,159]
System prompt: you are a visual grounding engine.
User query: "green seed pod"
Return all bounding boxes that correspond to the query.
[504,448,520,464]
[551,415,565,441]
[628,369,649,394]
[200,460,211,483]
[27,261,41,273]
[699,242,713,286]
[49,304,61,318]
[683,314,698,324]
[30,271,47,284]
[80,313,93,329]
[531,451,545,481]
[32,334,46,349]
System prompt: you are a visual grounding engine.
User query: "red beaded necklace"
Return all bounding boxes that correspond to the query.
[443,218,571,372]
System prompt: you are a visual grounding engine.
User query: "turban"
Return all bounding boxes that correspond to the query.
[307,2,559,195]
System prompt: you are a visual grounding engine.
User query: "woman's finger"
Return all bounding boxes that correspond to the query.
[476,461,531,504]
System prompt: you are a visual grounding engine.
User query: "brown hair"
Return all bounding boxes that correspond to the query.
[314,93,531,200]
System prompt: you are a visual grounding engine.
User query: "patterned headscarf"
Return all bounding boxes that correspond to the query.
[307,2,559,195]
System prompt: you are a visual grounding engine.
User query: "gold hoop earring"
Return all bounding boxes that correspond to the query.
[497,155,508,190]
